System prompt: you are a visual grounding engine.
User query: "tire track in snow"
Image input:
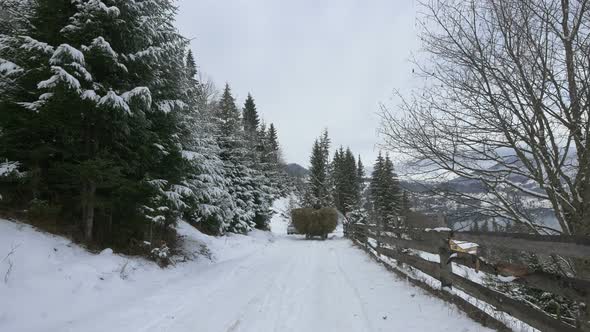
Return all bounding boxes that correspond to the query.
[168,241,284,332]
[333,242,374,332]
[139,248,272,332]
[221,241,298,332]
[272,239,319,332]
[56,240,276,332]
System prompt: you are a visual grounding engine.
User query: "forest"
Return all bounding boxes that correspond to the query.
[0,0,290,259]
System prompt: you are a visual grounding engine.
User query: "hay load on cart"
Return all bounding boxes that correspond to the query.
[291,208,338,239]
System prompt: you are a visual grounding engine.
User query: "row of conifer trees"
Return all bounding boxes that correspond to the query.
[0,0,288,250]
[302,130,410,226]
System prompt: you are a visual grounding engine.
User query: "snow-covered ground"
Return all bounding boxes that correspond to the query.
[1,208,491,332]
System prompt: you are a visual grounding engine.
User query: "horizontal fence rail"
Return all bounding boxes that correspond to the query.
[347,223,590,332]
[452,232,590,260]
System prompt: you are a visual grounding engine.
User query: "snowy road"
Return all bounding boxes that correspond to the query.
[54,235,491,332]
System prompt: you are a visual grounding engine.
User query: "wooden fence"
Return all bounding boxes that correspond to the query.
[346,223,590,332]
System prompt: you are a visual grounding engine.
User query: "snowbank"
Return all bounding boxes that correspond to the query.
[0,219,274,332]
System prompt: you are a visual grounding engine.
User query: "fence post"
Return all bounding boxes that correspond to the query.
[439,235,453,289]
[578,297,590,332]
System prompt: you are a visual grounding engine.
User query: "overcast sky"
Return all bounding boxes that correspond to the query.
[176,0,420,167]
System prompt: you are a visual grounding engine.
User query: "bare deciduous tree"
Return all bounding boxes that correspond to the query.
[380,0,590,236]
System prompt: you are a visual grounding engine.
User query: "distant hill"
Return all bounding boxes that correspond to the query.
[397,153,565,231]
[284,163,309,178]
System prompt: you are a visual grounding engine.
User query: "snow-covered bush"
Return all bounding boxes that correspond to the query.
[150,242,171,267]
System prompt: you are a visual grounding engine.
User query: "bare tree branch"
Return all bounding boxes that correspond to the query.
[380,0,590,236]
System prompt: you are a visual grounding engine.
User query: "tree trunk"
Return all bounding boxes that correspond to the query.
[81,108,98,243]
[107,208,113,238]
[82,180,96,242]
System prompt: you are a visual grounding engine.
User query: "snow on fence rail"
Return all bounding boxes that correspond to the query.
[346,223,590,332]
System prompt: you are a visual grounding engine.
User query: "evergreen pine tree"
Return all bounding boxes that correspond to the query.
[211,83,276,233]
[368,152,402,227]
[344,148,359,211]
[383,155,402,225]
[186,50,198,79]
[212,84,254,232]
[184,49,201,108]
[215,84,242,145]
[267,123,280,162]
[176,50,235,235]
[319,129,333,206]
[331,147,360,215]
[242,93,259,135]
[304,130,332,209]
[1,0,193,244]
[357,156,366,198]
[331,147,344,213]
[356,156,371,212]
[258,122,289,197]
[369,153,386,226]
[345,154,369,225]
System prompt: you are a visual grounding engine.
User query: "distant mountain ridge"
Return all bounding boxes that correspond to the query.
[284,163,309,178]
[397,153,566,230]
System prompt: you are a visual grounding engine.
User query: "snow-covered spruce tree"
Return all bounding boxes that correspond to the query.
[346,155,369,225]
[242,96,285,198]
[331,147,361,215]
[332,148,346,213]
[304,129,332,209]
[242,93,259,136]
[176,50,235,235]
[383,155,401,223]
[0,0,192,247]
[61,0,193,244]
[266,123,280,163]
[357,156,367,206]
[236,92,280,230]
[211,84,263,233]
[368,152,402,227]
[260,122,290,197]
[0,0,88,227]
[344,148,360,211]
[368,153,385,226]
